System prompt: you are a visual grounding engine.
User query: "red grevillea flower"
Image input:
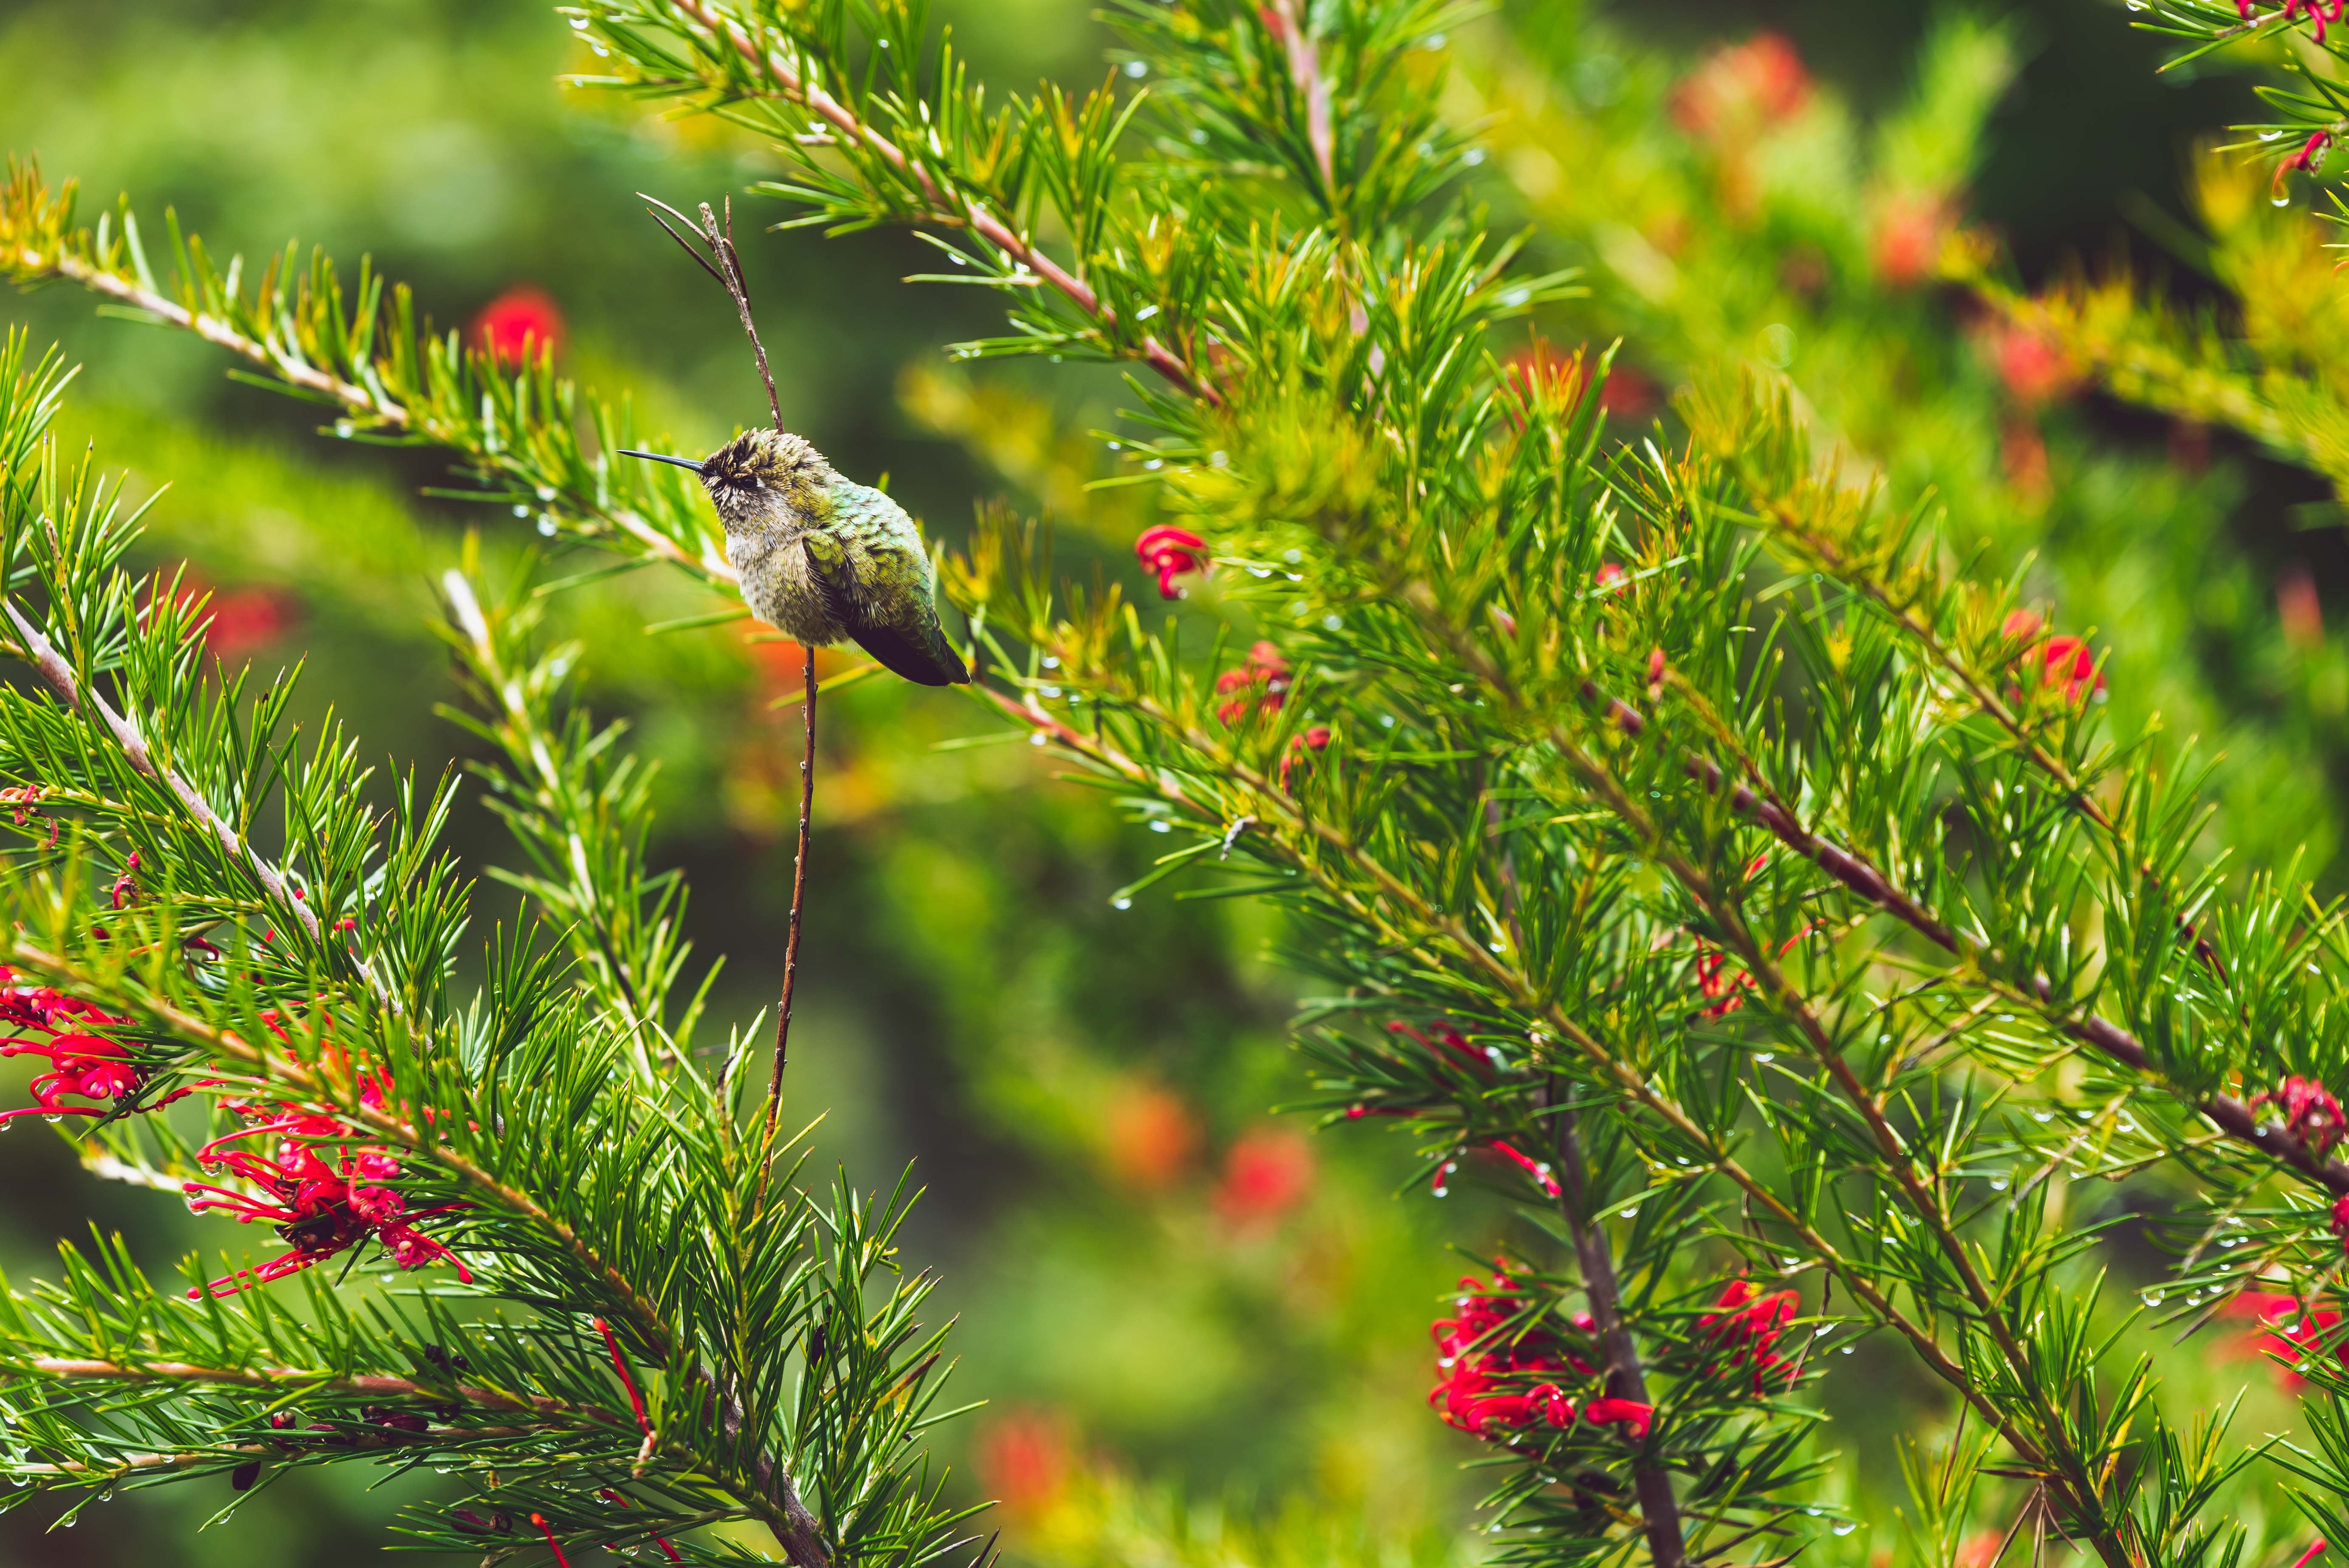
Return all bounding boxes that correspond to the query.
[109,849,140,910]
[1430,1271,1597,1438]
[1594,562,1629,591]
[1583,1396,1654,1440]
[1693,944,1751,1018]
[183,1103,468,1299]
[1485,1139,1562,1198]
[1390,1020,1494,1076]
[472,285,566,365]
[1278,724,1331,791]
[1,784,55,846]
[2254,1076,2347,1156]
[1698,1278,1801,1393]
[153,567,299,660]
[2239,1,2347,44]
[2285,130,2333,178]
[1215,641,1292,724]
[1348,1022,1491,1122]
[0,968,198,1127]
[1135,525,1209,599]
[2002,610,2106,703]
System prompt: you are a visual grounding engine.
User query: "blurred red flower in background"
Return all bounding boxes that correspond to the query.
[1671,34,1812,144]
[975,1408,1074,1520]
[472,285,566,364]
[2278,566,2326,652]
[1596,361,1659,423]
[1872,193,1951,289]
[1105,1081,1199,1191]
[153,566,298,659]
[2222,1291,2344,1390]
[1215,1125,1315,1225]
[1988,324,2078,407]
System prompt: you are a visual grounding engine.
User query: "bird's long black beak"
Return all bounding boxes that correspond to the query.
[617,448,706,475]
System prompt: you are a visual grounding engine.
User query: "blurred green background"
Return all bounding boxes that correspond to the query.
[0,0,2338,1561]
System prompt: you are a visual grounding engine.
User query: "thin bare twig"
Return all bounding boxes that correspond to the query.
[768,642,815,1144]
[641,191,812,1136]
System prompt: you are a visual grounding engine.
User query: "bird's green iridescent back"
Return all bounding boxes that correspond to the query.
[814,480,968,685]
[828,480,933,597]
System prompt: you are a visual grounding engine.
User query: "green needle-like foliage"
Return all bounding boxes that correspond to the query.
[0,330,976,1565]
[11,1,2349,1565]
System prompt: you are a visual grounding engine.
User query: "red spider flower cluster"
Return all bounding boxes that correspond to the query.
[183,1077,468,1299]
[1693,943,1753,1018]
[1698,1279,1802,1394]
[1278,725,1331,791]
[0,968,198,1127]
[1215,1126,1315,1226]
[2001,610,2106,703]
[2255,1076,2346,1156]
[1430,1272,1652,1441]
[2238,0,2345,44]
[1135,525,1208,599]
[2284,131,2332,186]
[1215,641,1291,724]
[1,783,54,846]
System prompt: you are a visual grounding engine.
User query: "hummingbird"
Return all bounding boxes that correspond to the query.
[620,430,969,687]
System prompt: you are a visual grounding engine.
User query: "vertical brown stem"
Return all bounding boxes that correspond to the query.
[1548,1086,1686,1568]
[763,642,817,1144]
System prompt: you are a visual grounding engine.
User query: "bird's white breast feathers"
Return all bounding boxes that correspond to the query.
[728,528,847,645]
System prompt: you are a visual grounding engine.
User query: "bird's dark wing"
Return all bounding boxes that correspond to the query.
[848,619,970,687]
[801,530,969,687]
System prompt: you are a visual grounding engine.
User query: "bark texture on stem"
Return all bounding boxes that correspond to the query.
[765,641,816,1142]
[1547,1087,1685,1568]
